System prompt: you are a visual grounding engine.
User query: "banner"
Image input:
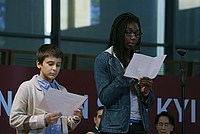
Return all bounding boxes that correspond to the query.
[0,65,199,133]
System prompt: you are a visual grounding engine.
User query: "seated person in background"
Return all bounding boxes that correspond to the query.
[155,111,175,134]
[86,106,104,134]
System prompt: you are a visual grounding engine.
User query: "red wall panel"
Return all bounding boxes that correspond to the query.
[0,65,199,133]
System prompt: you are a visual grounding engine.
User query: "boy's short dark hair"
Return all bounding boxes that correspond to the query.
[94,106,104,117]
[36,44,63,64]
[155,111,175,126]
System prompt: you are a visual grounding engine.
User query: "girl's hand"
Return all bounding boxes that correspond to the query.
[138,77,153,96]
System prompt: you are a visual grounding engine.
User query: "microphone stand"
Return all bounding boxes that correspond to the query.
[177,49,186,134]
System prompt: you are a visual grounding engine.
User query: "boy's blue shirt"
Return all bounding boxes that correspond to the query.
[36,75,62,134]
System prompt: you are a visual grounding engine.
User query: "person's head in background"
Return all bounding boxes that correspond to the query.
[36,44,63,82]
[108,12,142,67]
[155,111,175,134]
[94,106,104,129]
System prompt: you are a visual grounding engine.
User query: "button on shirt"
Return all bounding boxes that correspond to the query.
[36,75,62,134]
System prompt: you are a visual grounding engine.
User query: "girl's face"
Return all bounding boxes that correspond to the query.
[124,22,140,51]
[37,56,62,82]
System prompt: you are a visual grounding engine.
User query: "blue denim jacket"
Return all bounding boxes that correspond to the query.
[94,51,155,133]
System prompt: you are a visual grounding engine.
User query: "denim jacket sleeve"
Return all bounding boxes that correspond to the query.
[140,88,155,108]
[94,52,132,106]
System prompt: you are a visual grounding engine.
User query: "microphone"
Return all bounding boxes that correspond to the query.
[176,48,187,134]
[177,49,186,57]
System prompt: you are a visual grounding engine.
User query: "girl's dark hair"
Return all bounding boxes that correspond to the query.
[155,111,175,126]
[108,12,142,67]
[36,44,63,64]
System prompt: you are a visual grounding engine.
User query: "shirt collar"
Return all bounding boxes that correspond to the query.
[36,75,57,90]
[105,46,124,69]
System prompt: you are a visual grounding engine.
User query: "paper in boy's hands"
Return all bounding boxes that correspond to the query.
[124,53,167,79]
[37,89,88,116]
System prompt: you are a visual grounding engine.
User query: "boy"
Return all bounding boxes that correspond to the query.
[86,106,104,134]
[9,44,82,134]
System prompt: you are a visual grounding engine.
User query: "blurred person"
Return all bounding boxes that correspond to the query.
[87,106,104,134]
[155,111,175,134]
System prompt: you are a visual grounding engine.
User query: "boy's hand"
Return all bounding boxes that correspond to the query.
[71,108,82,123]
[45,112,62,125]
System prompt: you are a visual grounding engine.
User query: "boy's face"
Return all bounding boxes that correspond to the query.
[94,109,103,129]
[37,56,62,82]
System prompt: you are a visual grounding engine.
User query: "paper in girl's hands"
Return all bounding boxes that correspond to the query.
[37,89,88,116]
[124,53,167,79]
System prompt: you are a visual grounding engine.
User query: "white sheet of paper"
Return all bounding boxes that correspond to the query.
[37,89,88,116]
[124,53,167,79]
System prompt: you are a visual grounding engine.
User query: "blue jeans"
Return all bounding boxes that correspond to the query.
[100,122,147,134]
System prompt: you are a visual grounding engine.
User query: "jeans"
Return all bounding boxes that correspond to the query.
[100,122,147,134]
